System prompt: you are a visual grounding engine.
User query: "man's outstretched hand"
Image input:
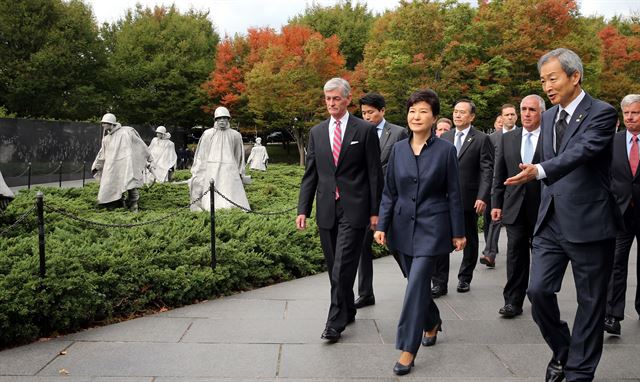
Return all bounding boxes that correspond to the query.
[505,163,538,186]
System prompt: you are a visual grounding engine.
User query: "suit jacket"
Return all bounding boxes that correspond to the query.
[489,130,501,152]
[298,114,383,229]
[535,92,620,242]
[610,130,640,217]
[379,121,409,176]
[377,137,465,256]
[491,127,541,226]
[441,127,494,211]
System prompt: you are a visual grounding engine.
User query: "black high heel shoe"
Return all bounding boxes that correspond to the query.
[422,319,443,347]
[393,359,414,375]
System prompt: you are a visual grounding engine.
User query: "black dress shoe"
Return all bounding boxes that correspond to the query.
[320,327,341,342]
[393,360,414,376]
[479,255,496,268]
[347,315,356,325]
[604,316,621,335]
[431,285,448,298]
[422,319,443,346]
[354,295,375,309]
[499,304,523,318]
[456,281,470,293]
[545,359,565,382]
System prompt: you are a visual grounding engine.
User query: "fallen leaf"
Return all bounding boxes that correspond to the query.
[59,350,67,355]
[59,368,70,375]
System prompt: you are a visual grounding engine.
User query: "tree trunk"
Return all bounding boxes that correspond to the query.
[296,139,305,166]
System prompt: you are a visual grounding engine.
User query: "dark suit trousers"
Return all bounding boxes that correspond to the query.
[458,211,480,283]
[606,207,640,320]
[357,227,375,298]
[396,253,442,355]
[432,211,478,286]
[482,204,501,259]
[318,200,366,332]
[503,207,534,308]
[527,211,614,381]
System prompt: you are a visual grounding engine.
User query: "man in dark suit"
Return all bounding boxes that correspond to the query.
[433,100,493,295]
[491,95,544,318]
[355,92,408,309]
[506,48,619,382]
[481,105,519,268]
[604,94,640,336]
[296,78,383,342]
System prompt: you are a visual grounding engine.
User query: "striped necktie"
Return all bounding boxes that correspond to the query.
[332,120,342,199]
[332,120,342,165]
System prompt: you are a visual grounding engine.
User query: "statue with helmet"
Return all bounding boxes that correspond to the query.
[91,113,154,212]
[189,106,250,211]
[144,125,177,184]
[0,169,14,213]
[246,137,269,171]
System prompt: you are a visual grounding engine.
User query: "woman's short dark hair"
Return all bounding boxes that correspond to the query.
[406,89,440,116]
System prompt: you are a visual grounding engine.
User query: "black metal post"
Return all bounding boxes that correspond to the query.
[58,161,63,187]
[36,192,46,279]
[210,179,216,270]
[28,162,32,190]
[82,161,86,187]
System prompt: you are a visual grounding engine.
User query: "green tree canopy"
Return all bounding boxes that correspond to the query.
[289,0,376,70]
[0,0,108,120]
[102,5,218,128]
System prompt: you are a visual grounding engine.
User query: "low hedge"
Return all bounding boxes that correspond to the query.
[0,164,348,347]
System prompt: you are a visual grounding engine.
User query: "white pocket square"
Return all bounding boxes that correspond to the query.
[350,141,359,145]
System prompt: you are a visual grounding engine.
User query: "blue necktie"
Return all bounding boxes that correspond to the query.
[455,131,463,153]
[523,132,534,164]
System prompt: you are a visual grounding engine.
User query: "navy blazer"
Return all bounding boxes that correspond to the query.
[535,92,620,242]
[298,114,383,229]
[377,136,465,256]
[610,130,640,217]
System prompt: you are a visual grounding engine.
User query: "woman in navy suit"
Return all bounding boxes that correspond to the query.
[374,89,466,375]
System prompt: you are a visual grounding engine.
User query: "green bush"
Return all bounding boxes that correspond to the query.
[0,164,332,347]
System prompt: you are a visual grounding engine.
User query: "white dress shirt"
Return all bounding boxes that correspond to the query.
[329,112,349,143]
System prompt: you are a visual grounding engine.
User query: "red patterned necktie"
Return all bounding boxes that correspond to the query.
[332,120,342,199]
[630,134,639,177]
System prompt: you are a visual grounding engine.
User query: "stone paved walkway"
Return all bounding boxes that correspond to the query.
[1,229,639,381]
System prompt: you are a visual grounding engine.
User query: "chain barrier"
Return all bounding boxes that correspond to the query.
[69,163,86,174]
[44,189,210,229]
[42,163,63,176]
[0,204,37,237]
[212,185,297,215]
[14,164,32,178]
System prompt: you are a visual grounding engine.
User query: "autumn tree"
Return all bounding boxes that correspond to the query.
[200,28,277,128]
[103,5,218,127]
[597,21,640,109]
[289,0,376,70]
[244,25,346,165]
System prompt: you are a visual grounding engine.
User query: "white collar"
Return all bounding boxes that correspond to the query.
[330,112,350,128]
[559,90,586,120]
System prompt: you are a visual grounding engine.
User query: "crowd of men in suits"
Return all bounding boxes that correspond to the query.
[295,48,638,381]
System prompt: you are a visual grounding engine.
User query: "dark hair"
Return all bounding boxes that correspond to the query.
[455,98,476,115]
[359,92,386,110]
[406,89,440,116]
[501,104,517,113]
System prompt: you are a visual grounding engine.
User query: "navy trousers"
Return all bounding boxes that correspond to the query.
[396,253,443,355]
[527,212,614,382]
